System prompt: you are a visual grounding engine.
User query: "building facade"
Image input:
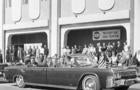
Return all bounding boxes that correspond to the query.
[0,0,140,62]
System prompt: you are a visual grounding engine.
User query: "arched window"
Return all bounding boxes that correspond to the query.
[29,0,40,20]
[5,0,12,8]
[11,0,22,22]
[23,0,28,5]
[72,0,86,14]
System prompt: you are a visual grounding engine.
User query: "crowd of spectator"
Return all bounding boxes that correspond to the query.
[62,41,134,68]
[6,44,49,65]
[4,41,140,68]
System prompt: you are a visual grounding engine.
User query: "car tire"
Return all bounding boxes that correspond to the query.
[82,75,100,90]
[15,75,25,88]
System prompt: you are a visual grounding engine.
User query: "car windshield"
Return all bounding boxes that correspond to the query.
[70,56,98,67]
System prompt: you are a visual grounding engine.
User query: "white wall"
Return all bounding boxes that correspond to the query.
[50,0,59,56]
[0,0,3,50]
[134,0,140,52]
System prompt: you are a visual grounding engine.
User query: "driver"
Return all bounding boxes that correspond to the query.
[30,56,38,66]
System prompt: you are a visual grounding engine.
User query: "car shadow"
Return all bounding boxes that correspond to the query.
[114,86,129,90]
[12,84,68,90]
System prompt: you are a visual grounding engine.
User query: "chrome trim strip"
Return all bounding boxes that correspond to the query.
[25,82,77,90]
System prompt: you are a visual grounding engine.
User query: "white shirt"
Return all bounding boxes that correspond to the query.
[62,48,67,56]
[82,47,88,54]
[137,54,140,62]
[40,48,44,54]
[111,56,117,64]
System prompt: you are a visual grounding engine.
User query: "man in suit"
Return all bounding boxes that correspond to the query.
[17,46,24,63]
[0,50,3,63]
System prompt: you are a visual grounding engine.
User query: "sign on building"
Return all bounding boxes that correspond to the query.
[92,30,120,41]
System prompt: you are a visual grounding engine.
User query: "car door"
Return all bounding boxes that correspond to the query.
[24,66,47,84]
[46,67,80,87]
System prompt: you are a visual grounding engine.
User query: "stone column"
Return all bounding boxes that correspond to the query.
[0,0,3,49]
[0,0,4,62]
[50,0,59,56]
[133,0,140,53]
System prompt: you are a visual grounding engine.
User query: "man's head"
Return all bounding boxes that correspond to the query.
[30,56,35,64]
[136,50,140,62]
[44,45,47,48]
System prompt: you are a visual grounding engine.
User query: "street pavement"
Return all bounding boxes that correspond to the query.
[0,83,42,90]
[0,77,140,90]
[0,77,65,90]
[0,83,140,90]
[128,84,140,90]
[0,83,67,90]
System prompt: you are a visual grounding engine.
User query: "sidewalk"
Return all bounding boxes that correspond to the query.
[128,84,140,90]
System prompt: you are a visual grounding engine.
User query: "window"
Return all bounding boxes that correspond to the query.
[11,0,22,22]
[23,0,28,5]
[41,0,47,2]
[72,0,86,14]
[5,0,8,8]
[5,0,12,8]
[29,0,40,20]
[8,0,12,7]
[25,0,28,4]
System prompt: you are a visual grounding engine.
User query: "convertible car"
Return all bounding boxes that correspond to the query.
[0,63,8,76]
[3,54,140,90]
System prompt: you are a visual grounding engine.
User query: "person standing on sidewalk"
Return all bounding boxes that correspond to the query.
[0,50,3,63]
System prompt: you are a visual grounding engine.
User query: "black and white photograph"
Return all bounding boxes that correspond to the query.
[0,0,140,90]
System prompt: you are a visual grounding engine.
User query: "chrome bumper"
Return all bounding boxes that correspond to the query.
[106,77,138,88]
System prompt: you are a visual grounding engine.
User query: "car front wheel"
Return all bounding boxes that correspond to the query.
[15,75,25,88]
[82,75,100,90]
